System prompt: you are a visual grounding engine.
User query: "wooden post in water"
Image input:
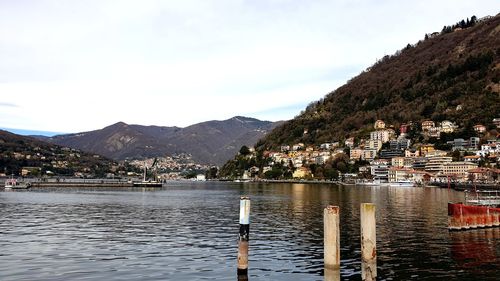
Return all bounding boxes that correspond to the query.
[360,203,377,281]
[237,196,250,276]
[324,206,340,270]
[324,205,341,281]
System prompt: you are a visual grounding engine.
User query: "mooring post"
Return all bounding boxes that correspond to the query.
[324,205,340,270]
[360,203,377,281]
[237,196,250,276]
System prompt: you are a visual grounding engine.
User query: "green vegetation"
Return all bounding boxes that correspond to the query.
[220,15,500,180]
[0,130,133,177]
[256,15,500,151]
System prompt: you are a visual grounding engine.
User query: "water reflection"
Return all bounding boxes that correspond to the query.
[0,182,499,280]
[450,228,500,268]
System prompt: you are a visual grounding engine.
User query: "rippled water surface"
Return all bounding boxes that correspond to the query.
[1,182,499,280]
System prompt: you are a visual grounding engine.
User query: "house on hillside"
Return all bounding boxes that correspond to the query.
[350,148,363,160]
[293,167,313,179]
[474,124,486,133]
[440,120,457,133]
[374,120,386,129]
[345,137,355,148]
[370,129,394,143]
[493,118,500,128]
[421,120,435,132]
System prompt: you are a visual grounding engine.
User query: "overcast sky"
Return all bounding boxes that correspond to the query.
[0,1,498,134]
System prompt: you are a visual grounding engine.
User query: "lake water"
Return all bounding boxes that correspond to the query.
[1,182,499,280]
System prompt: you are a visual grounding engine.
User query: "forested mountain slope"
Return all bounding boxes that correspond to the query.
[257,14,500,151]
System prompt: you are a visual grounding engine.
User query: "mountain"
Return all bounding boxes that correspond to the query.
[0,130,122,177]
[43,116,282,165]
[256,14,500,151]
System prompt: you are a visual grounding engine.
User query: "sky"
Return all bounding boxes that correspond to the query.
[0,1,498,135]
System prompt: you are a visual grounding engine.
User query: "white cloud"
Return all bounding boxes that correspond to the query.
[0,0,498,132]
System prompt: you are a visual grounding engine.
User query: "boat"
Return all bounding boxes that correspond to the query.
[4,178,31,189]
[448,190,500,230]
[355,179,384,186]
[387,180,415,187]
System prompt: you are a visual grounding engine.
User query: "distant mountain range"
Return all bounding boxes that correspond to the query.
[39,116,282,165]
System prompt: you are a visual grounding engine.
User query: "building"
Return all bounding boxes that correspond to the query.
[392,157,414,168]
[374,120,386,129]
[405,149,420,158]
[428,127,441,138]
[363,149,377,161]
[476,142,500,157]
[293,167,313,179]
[440,120,457,133]
[473,124,486,133]
[451,138,466,151]
[390,138,411,150]
[400,123,409,134]
[412,157,428,170]
[469,137,480,150]
[388,167,413,182]
[280,145,290,152]
[468,167,500,183]
[425,156,453,174]
[370,129,394,143]
[493,118,500,128]
[442,162,478,181]
[292,143,305,151]
[420,144,435,156]
[345,137,355,148]
[464,155,480,164]
[350,148,363,160]
[379,149,404,159]
[367,139,383,151]
[421,120,435,131]
[320,142,339,150]
[370,164,389,181]
[391,157,405,168]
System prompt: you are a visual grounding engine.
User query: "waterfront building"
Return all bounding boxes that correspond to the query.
[442,162,478,181]
[412,158,428,170]
[292,167,313,179]
[425,156,452,174]
[388,167,413,182]
[370,164,389,181]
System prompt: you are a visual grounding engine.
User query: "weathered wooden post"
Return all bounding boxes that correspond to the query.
[237,196,250,276]
[360,203,377,281]
[324,205,340,269]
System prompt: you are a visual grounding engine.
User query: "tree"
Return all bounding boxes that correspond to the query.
[239,146,250,156]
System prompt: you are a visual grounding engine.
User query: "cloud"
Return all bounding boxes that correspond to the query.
[0,102,18,107]
[0,1,498,132]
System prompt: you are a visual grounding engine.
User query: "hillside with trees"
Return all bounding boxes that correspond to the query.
[257,14,500,150]
[219,14,500,179]
[0,130,134,177]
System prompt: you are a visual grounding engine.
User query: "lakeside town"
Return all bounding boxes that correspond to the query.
[232,117,500,186]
